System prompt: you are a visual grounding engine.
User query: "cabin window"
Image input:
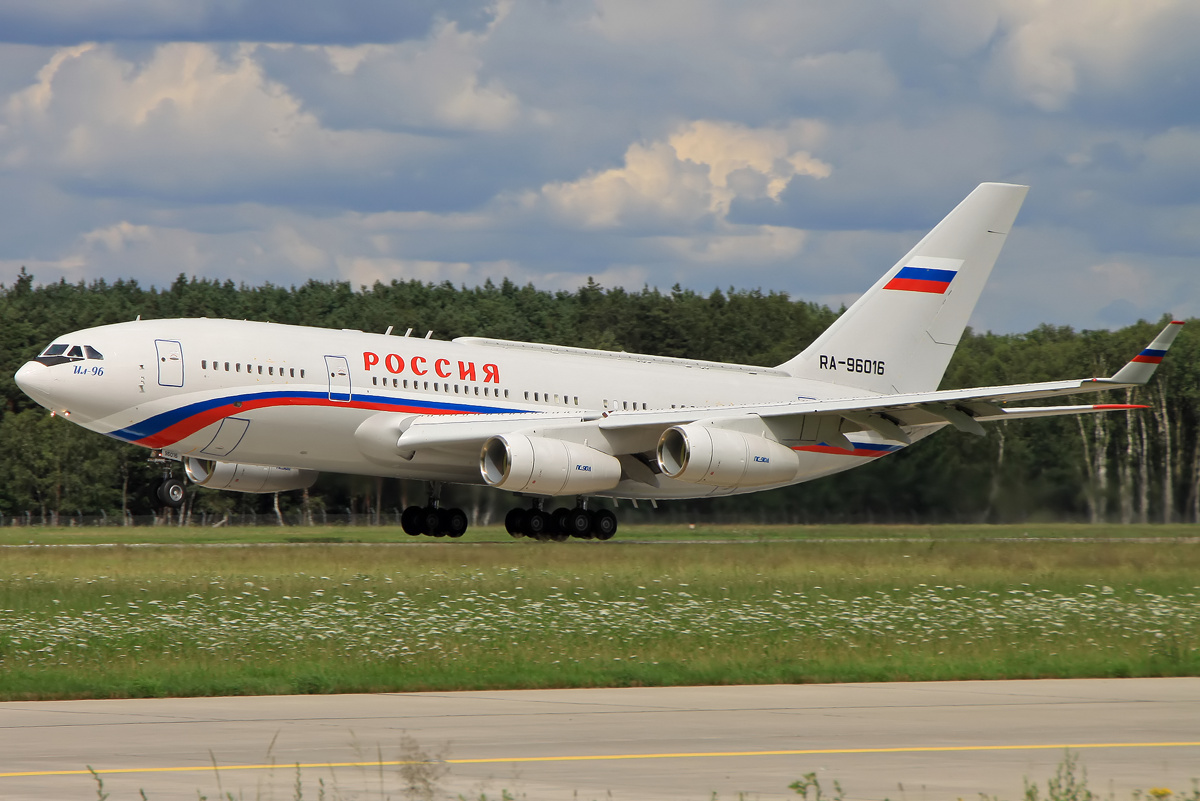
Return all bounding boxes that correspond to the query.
[475,386,480,396]
[41,344,68,357]
[268,366,274,376]
[67,345,84,359]
[300,369,305,378]
[236,363,241,372]
[574,396,579,405]
[622,401,628,410]
[84,346,104,360]
[224,362,230,371]
[258,365,263,375]
[524,391,530,400]
[504,389,509,398]
[201,360,207,369]
[372,377,378,386]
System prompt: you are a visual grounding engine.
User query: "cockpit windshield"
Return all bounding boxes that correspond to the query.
[35,343,104,366]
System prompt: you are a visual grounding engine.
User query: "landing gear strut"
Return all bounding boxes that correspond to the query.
[505,497,617,542]
[400,483,468,538]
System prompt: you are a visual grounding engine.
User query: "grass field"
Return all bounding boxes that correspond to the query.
[1,527,1198,700]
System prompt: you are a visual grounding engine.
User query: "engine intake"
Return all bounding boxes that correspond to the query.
[184,458,319,494]
[657,424,799,487]
[480,434,622,496]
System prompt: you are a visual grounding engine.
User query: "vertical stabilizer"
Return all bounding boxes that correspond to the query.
[778,182,1029,395]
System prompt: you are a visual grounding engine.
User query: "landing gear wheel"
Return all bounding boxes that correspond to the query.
[549,507,570,542]
[156,478,186,509]
[593,509,617,540]
[526,510,552,540]
[505,508,527,538]
[566,508,592,538]
[401,505,423,536]
[421,506,443,537]
[444,508,468,538]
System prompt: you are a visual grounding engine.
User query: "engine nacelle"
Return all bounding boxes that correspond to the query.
[184,458,319,494]
[480,434,622,496]
[656,424,799,488]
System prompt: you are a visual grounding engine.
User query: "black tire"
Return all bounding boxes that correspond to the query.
[421,506,442,537]
[593,509,617,540]
[526,510,552,540]
[445,508,468,538]
[400,505,423,536]
[157,478,186,509]
[505,508,527,538]
[552,507,571,533]
[566,508,592,538]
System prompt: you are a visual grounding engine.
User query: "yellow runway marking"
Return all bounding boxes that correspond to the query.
[4,742,1200,779]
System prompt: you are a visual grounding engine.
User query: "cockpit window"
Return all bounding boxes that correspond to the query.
[34,343,105,366]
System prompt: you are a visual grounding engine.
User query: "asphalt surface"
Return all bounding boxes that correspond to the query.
[2,678,1198,800]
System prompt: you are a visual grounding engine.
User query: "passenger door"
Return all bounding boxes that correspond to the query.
[155,339,184,387]
[324,355,352,402]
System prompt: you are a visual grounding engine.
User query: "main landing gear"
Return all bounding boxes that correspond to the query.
[504,498,617,542]
[400,484,468,538]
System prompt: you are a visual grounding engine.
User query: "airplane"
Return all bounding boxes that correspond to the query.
[14,183,1183,541]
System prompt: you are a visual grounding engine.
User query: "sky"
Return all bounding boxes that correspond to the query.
[1,0,1198,334]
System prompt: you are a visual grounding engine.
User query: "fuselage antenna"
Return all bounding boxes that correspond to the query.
[384,325,394,335]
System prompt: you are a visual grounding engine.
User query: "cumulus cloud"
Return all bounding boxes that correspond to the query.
[988,0,1200,112]
[537,120,830,229]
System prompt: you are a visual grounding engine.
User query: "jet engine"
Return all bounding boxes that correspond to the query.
[184,458,319,494]
[656,424,799,487]
[480,434,622,495]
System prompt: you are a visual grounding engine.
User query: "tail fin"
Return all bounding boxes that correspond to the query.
[778,182,1029,395]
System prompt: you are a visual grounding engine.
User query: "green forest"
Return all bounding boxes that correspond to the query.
[2,267,1196,526]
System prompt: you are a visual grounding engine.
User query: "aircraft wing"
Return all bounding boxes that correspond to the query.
[369,320,1182,461]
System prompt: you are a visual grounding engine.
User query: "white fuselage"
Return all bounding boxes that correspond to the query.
[15,318,922,499]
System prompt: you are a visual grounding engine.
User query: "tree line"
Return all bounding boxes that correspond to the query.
[1,267,1194,525]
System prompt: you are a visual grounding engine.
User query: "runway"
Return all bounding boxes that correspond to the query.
[2,679,1198,800]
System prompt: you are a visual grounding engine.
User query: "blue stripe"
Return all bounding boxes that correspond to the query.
[1140,348,1166,358]
[895,266,957,283]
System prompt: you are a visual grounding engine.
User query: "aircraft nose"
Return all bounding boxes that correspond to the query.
[14,361,54,405]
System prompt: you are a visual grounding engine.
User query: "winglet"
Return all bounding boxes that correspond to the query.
[1108,321,1185,385]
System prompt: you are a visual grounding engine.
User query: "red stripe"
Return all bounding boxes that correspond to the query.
[883,277,951,294]
[1131,355,1163,364]
[793,445,892,458]
[1092,404,1149,410]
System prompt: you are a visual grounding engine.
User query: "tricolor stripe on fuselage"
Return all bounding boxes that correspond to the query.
[883,266,957,294]
[106,391,520,448]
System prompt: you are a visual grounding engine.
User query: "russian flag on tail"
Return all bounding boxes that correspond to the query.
[1132,347,1167,364]
[884,265,958,294]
